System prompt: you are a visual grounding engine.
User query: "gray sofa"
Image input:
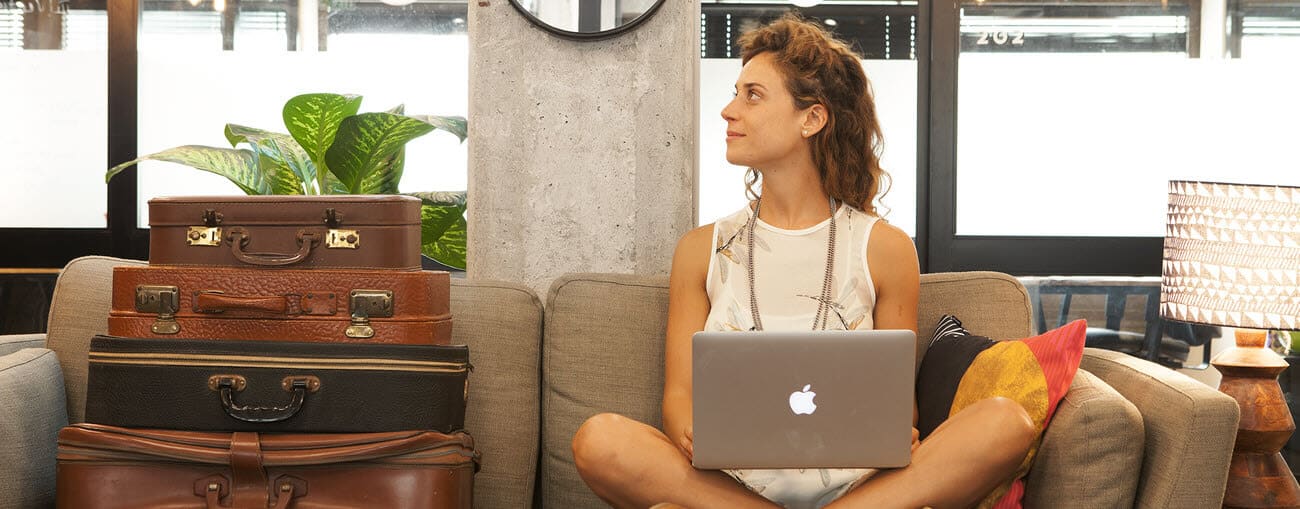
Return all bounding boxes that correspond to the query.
[1,256,1240,508]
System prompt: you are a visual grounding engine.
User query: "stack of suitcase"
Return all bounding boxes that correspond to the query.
[55,196,478,508]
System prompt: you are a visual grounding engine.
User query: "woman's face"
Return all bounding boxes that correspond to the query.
[720,52,810,170]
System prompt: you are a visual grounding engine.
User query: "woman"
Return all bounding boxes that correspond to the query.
[572,15,1036,509]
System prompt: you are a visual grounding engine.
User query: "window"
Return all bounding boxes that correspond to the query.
[0,0,108,228]
[926,0,1300,274]
[698,1,920,238]
[135,0,470,226]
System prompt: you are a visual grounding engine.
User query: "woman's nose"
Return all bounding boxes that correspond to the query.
[720,98,737,121]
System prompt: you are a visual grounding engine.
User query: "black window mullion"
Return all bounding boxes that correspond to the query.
[914,0,932,273]
[107,0,145,261]
[926,0,959,274]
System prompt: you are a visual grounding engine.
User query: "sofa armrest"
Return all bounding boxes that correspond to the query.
[0,347,68,509]
[1080,347,1239,509]
[0,333,47,357]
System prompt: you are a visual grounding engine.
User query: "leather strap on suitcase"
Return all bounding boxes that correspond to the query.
[56,423,478,509]
[109,265,451,344]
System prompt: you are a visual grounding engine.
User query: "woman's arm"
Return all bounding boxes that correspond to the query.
[867,220,920,336]
[867,220,921,429]
[662,225,714,459]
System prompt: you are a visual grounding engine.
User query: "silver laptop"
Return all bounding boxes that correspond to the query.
[691,329,916,470]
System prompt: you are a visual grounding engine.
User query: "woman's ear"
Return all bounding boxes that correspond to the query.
[802,104,829,137]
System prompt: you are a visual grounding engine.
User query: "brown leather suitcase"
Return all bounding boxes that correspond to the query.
[148,195,423,271]
[56,423,477,509]
[108,265,451,344]
[85,336,470,433]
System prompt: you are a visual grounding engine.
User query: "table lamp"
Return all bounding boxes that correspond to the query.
[1161,180,1300,508]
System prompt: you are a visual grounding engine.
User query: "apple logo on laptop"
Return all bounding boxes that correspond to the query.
[789,384,817,415]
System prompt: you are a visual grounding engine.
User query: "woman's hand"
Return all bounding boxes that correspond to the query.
[911,427,921,453]
[677,426,695,461]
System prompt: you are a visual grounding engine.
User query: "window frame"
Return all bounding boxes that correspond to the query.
[3,0,1178,277]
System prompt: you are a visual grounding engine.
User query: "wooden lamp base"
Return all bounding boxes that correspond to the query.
[1215,329,1300,509]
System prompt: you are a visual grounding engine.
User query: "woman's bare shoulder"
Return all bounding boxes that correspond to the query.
[672,224,716,277]
[867,219,919,269]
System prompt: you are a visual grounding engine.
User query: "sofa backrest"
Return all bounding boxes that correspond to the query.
[539,271,1036,509]
[45,256,145,424]
[43,256,544,509]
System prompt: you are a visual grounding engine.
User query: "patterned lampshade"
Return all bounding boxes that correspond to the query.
[1161,181,1300,331]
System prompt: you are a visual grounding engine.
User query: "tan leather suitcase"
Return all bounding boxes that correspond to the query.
[108,265,451,344]
[56,423,477,509]
[148,195,423,271]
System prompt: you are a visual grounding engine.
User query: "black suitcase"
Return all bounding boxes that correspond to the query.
[84,336,470,433]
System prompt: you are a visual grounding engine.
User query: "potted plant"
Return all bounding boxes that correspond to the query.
[106,92,468,270]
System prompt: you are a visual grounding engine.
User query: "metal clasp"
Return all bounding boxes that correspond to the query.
[325,229,360,249]
[135,285,180,335]
[187,209,224,246]
[345,290,393,339]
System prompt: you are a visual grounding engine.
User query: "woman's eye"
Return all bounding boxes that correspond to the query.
[749,91,760,100]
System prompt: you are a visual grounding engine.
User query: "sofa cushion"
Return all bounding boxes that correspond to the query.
[0,348,67,509]
[44,256,146,423]
[916,272,1035,371]
[1080,347,1239,508]
[451,278,544,509]
[916,319,1087,508]
[541,273,670,509]
[1025,369,1144,508]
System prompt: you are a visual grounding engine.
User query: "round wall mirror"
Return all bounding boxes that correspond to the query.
[509,0,666,40]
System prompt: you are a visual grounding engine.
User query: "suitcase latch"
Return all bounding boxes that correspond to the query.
[346,290,393,339]
[186,226,222,246]
[187,210,224,247]
[325,229,360,249]
[135,285,180,335]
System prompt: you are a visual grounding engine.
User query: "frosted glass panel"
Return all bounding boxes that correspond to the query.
[699,58,917,237]
[956,54,1300,236]
[136,36,469,227]
[0,50,108,228]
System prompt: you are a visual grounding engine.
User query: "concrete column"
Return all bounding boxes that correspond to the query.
[467,0,699,297]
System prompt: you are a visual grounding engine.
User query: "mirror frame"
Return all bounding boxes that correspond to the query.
[507,0,668,40]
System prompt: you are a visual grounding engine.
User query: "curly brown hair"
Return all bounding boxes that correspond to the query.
[738,13,889,216]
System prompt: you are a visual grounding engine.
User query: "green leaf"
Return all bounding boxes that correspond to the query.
[282,93,363,192]
[407,191,467,207]
[325,112,436,194]
[354,147,404,195]
[225,124,316,194]
[420,203,467,270]
[106,146,264,195]
[408,115,467,143]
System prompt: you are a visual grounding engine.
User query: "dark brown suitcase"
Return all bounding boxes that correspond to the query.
[108,265,451,344]
[85,336,470,433]
[148,195,423,271]
[57,423,477,509]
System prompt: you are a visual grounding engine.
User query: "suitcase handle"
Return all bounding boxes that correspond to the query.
[209,375,321,423]
[226,227,319,266]
[195,291,290,314]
